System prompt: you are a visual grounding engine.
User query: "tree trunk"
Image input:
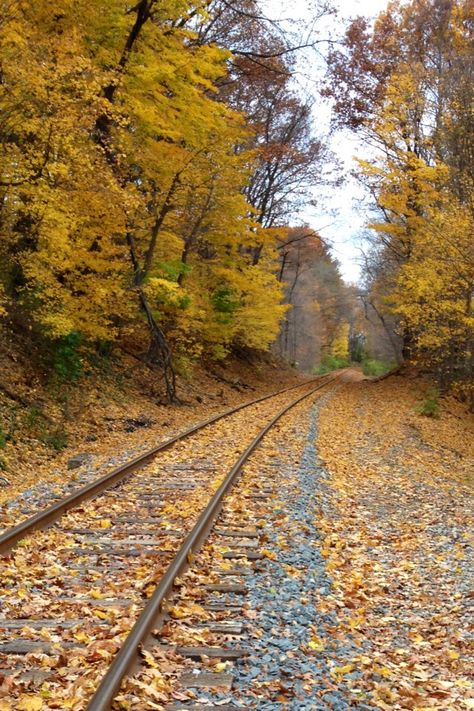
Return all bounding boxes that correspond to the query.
[127,232,178,402]
[90,2,178,402]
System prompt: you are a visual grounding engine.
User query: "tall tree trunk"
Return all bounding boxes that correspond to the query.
[91,1,178,401]
[127,232,177,402]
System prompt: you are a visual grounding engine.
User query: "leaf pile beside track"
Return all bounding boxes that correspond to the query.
[316,376,474,710]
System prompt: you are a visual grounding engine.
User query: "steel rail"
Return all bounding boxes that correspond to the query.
[0,375,327,555]
[87,372,341,711]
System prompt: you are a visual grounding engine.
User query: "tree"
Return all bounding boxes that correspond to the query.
[0,0,298,398]
[196,0,333,265]
[325,0,474,404]
[276,227,350,369]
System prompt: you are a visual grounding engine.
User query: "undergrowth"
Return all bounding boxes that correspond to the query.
[417,387,441,418]
[361,358,397,377]
[314,356,350,375]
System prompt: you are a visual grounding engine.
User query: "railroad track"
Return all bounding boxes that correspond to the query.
[0,376,324,552]
[0,373,342,709]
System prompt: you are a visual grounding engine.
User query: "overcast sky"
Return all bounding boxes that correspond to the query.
[262,0,390,283]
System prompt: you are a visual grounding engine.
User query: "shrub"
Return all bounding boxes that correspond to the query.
[361,358,396,377]
[417,387,441,418]
[52,331,83,381]
[314,355,350,375]
[173,353,195,381]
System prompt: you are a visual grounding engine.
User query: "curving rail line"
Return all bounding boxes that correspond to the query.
[0,376,325,555]
[86,373,341,710]
[0,371,343,709]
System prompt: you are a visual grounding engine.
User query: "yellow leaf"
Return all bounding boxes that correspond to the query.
[93,609,109,620]
[17,697,44,711]
[348,615,364,629]
[308,636,325,652]
[214,661,229,672]
[447,649,460,660]
[376,666,393,678]
[98,519,112,529]
[331,663,354,677]
[141,649,158,668]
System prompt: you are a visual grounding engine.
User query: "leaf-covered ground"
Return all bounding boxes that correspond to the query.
[0,351,305,508]
[316,375,474,709]
[0,385,317,709]
[1,372,472,710]
[119,374,473,710]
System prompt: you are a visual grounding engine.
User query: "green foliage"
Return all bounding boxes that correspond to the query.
[314,355,350,374]
[51,332,83,382]
[172,353,196,381]
[417,387,441,419]
[157,261,191,282]
[361,358,396,377]
[212,287,240,314]
[0,428,6,449]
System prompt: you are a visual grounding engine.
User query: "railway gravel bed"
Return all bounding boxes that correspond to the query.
[117,388,374,710]
[224,399,375,710]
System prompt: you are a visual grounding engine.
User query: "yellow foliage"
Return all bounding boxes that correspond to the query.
[357,47,474,399]
[330,322,350,360]
[0,0,287,365]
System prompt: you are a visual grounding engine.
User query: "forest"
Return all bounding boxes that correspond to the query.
[0,0,472,406]
[0,4,472,709]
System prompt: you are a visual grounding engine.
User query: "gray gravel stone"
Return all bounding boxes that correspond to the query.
[67,452,93,470]
[218,400,377,710]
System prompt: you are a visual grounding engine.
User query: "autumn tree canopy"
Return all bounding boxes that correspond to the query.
[0,0,334,399]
